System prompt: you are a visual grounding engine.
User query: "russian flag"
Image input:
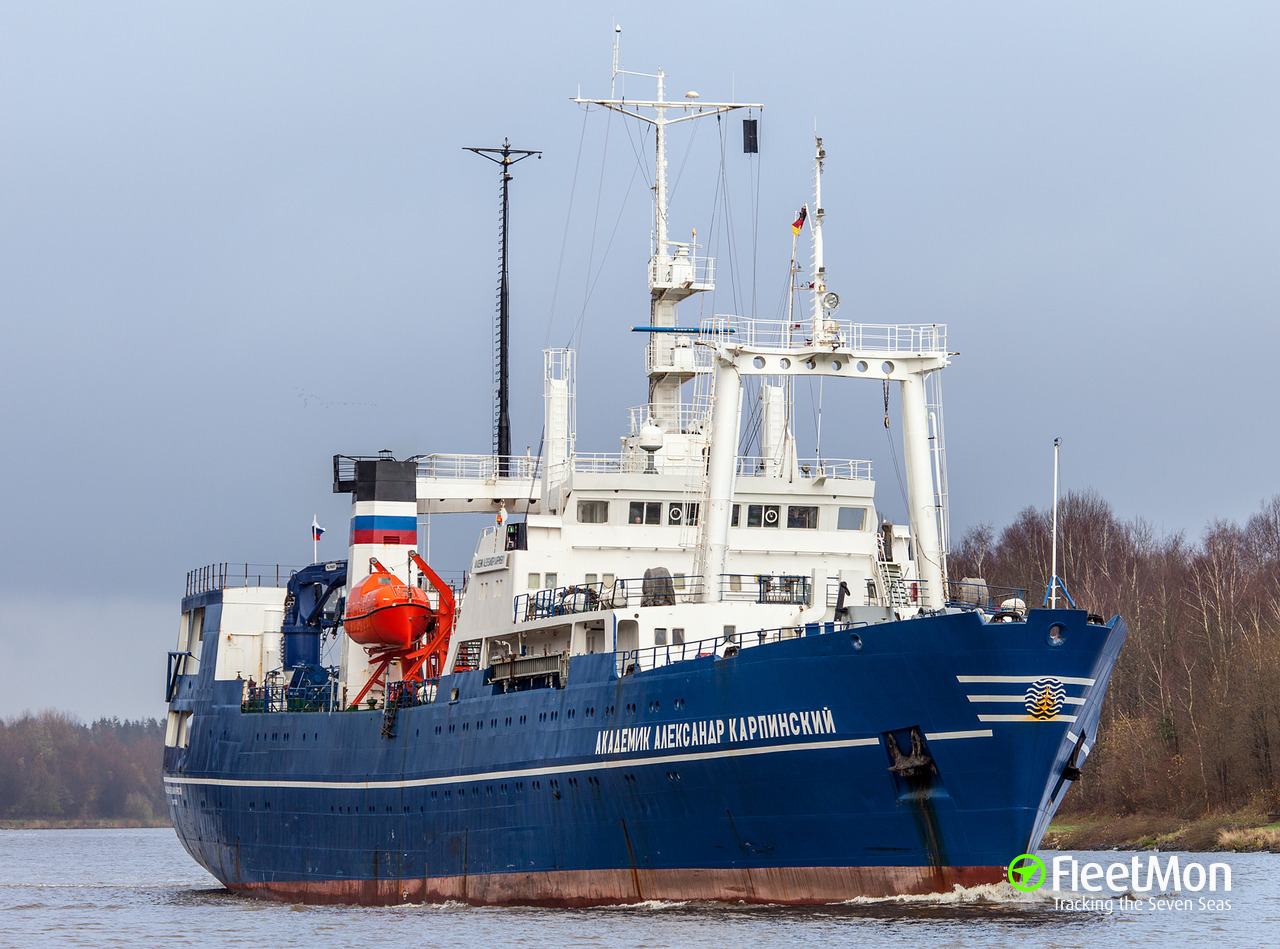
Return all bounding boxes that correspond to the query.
[312,516,325,542]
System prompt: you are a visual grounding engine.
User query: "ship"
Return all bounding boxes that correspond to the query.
[162,47,1127,906]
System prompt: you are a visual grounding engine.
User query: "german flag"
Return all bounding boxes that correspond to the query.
[792,205,808,236]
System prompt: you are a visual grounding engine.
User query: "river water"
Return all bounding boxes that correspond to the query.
[0,828,1276,949]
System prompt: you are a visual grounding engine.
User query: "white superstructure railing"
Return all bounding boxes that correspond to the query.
[704,318,947,355]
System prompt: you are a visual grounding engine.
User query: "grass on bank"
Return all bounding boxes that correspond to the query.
[1046,806,1280,852]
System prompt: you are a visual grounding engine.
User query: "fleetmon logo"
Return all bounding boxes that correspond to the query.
[1008,853,1046,891]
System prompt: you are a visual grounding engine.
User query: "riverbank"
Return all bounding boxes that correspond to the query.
[0,818,171,830]
[1047,809,1280,852]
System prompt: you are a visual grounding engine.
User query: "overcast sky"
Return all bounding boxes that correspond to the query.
[1,2,1276,721]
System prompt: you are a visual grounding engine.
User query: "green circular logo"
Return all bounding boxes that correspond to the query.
[1007,853,1046,891]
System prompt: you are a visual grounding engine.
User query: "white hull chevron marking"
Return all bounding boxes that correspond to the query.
[977,713,1078,723]
[958,674,1090,724]
[956,675,1096,686]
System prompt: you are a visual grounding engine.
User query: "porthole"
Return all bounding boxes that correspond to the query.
[1047,624,1066,647]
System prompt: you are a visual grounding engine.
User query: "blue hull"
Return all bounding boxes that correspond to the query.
[164,602,1125,904]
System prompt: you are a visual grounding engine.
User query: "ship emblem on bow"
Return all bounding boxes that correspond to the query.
[1024,677,1066,720]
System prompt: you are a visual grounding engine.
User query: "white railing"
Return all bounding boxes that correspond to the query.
[704,317,947,355]
[625,401,713,436]
[735,457,873,480]
[416,454,542,482]
[645,336,715,376]
[570,453,642,475]
[569,452,708,477]
[649,252,715,290]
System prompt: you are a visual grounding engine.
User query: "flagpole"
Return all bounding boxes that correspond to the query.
[313,513,318,564]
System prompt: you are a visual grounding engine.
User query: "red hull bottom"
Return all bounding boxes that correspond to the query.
[228,864,1007,907]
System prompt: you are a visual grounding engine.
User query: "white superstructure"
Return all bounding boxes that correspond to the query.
[339,51,954,699]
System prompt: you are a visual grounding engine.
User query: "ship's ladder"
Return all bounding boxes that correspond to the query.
[684,334,719,585]
[380,700,398,739]
[876,534,912,610]
[924,368,951,584]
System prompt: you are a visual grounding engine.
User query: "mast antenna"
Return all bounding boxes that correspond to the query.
[465,139,541,476]
[1045,437,1076,609]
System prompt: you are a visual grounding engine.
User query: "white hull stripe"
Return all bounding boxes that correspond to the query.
[923,729,993,741]
[162,737,881,791]
[966,694,1086,705]
[956,675,1096,686]
[977,714,1078,723]
[1066,731,1093,755]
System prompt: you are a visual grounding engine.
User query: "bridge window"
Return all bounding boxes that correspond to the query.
[788,505,819,529]
[667,502,699,525]
[629,501,661,525]
[837,507,867,531]
[577,500,609,523]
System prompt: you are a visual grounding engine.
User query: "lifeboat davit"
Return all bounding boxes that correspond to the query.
[344,558,433,650]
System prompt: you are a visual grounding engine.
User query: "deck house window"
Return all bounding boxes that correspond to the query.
[747,504,780,527]
[731,504,740,527]
[629,501,661,525]
[788,505,819,529]
[528,573,540,590]
[837,507,866,531]
[667,502,699,525]
[654,627,668,645]
[577,499,609,523]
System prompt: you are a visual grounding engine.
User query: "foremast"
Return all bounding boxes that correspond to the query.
[700,136,951,611]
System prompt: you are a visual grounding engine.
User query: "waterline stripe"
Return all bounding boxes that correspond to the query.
[956,675,1096,686]
[966,695,1086,705]
[923,729,993,741]
[162,737,881,792]
[977,714,1078,723]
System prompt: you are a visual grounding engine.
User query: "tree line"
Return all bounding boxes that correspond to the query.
[0,712,165,822]
[950,490,1280,817]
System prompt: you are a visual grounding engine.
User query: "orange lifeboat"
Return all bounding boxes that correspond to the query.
[344,558,433,650]
[342,552,457,710]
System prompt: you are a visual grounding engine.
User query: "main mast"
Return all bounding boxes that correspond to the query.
[573,29,761,433]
